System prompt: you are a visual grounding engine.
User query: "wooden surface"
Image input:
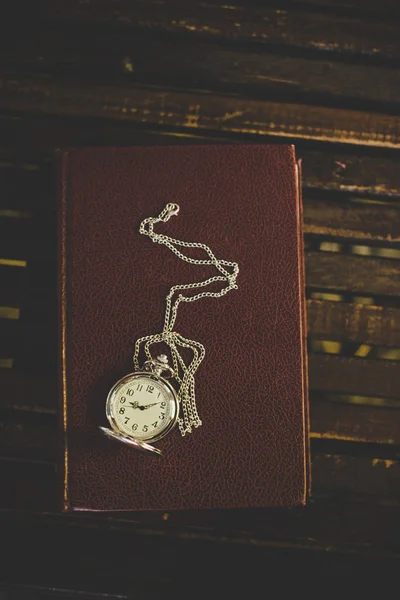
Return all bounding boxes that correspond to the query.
[1,0,400,593]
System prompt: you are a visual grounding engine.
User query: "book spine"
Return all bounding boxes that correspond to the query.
[295,153,311,501]
[57,149,71,512]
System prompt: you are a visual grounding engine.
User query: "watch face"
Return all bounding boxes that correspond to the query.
[106,373,178,443]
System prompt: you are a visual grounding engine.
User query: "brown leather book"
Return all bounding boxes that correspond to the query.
[59,145,310,511]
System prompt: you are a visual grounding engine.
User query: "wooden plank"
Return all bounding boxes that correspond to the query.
[0,320,19,355]
[0,253,55,312]
[0,586,129,600]
[0,419,56,463]
[2,371,104,410]
[300,151,400,198]
[0,496,400,559]
[1,116,400,201]
[311,398,400,444]
[307,299,400,346]
[0,217,55,261]
[43,1,400,61]
[306,251,400,296]
[0,282,52,315]
[0,461,57,512]
[313,453,400,498]
[1,516,399,589]
[0,265,28,306]
[0,372,56,413]
[3,27,400,110]
[303,197,400,243]
[1,75,400,148]
[0,320,56,368]
[290,0,399,11]
[309,354,400,399]
[0,166,55,211]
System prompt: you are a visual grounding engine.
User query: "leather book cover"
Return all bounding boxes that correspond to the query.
[59,144,309,511]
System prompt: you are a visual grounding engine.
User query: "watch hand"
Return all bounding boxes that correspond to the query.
[129,401,147,411]
[142,402,161,409]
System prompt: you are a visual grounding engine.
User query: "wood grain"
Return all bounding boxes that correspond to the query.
[308,354,400,398]
[0,265,28,307]
[306,251,400,296]
[312,453,400,498]
[311,398,400,444]
[3,27,400,110]
[1,0,400,584]
[307,300,400,347]
[0,419,56,463]
[0,584,131,600]
[290,0,399,10]
[303,197,400,243]
[0,508,399,591]
[43,0,400,61]
[0,371,56,413]
[1,116,400,201]
[0,480,399,556]
[300,151,400,198]
[1,75,400,147]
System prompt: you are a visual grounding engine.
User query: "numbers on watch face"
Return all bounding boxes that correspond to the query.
[110,376,173,440]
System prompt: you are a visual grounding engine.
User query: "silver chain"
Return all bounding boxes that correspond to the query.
[133,203,239,436]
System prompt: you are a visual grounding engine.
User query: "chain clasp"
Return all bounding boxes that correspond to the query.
[163,203,180,221]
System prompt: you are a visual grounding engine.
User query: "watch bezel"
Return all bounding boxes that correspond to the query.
[105,370,179,444]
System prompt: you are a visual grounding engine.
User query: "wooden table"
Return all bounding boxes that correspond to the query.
[1,0,399,593]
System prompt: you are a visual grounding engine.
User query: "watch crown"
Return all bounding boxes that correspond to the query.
[143,354,175,379]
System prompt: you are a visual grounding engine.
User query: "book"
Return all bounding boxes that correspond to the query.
[59,144,309,511]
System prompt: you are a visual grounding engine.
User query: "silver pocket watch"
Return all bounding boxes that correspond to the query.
[100,355,179,456]
[100,203,239,456]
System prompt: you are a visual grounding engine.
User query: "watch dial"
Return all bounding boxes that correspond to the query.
[110,376,175,440]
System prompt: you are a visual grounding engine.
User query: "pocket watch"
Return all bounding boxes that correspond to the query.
[99,203,239,456]
[100,355,179,456]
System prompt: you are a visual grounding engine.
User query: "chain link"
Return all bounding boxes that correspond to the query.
[133,203,239,436]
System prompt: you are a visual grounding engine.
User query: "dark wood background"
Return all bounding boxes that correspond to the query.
[1,0,400,594]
